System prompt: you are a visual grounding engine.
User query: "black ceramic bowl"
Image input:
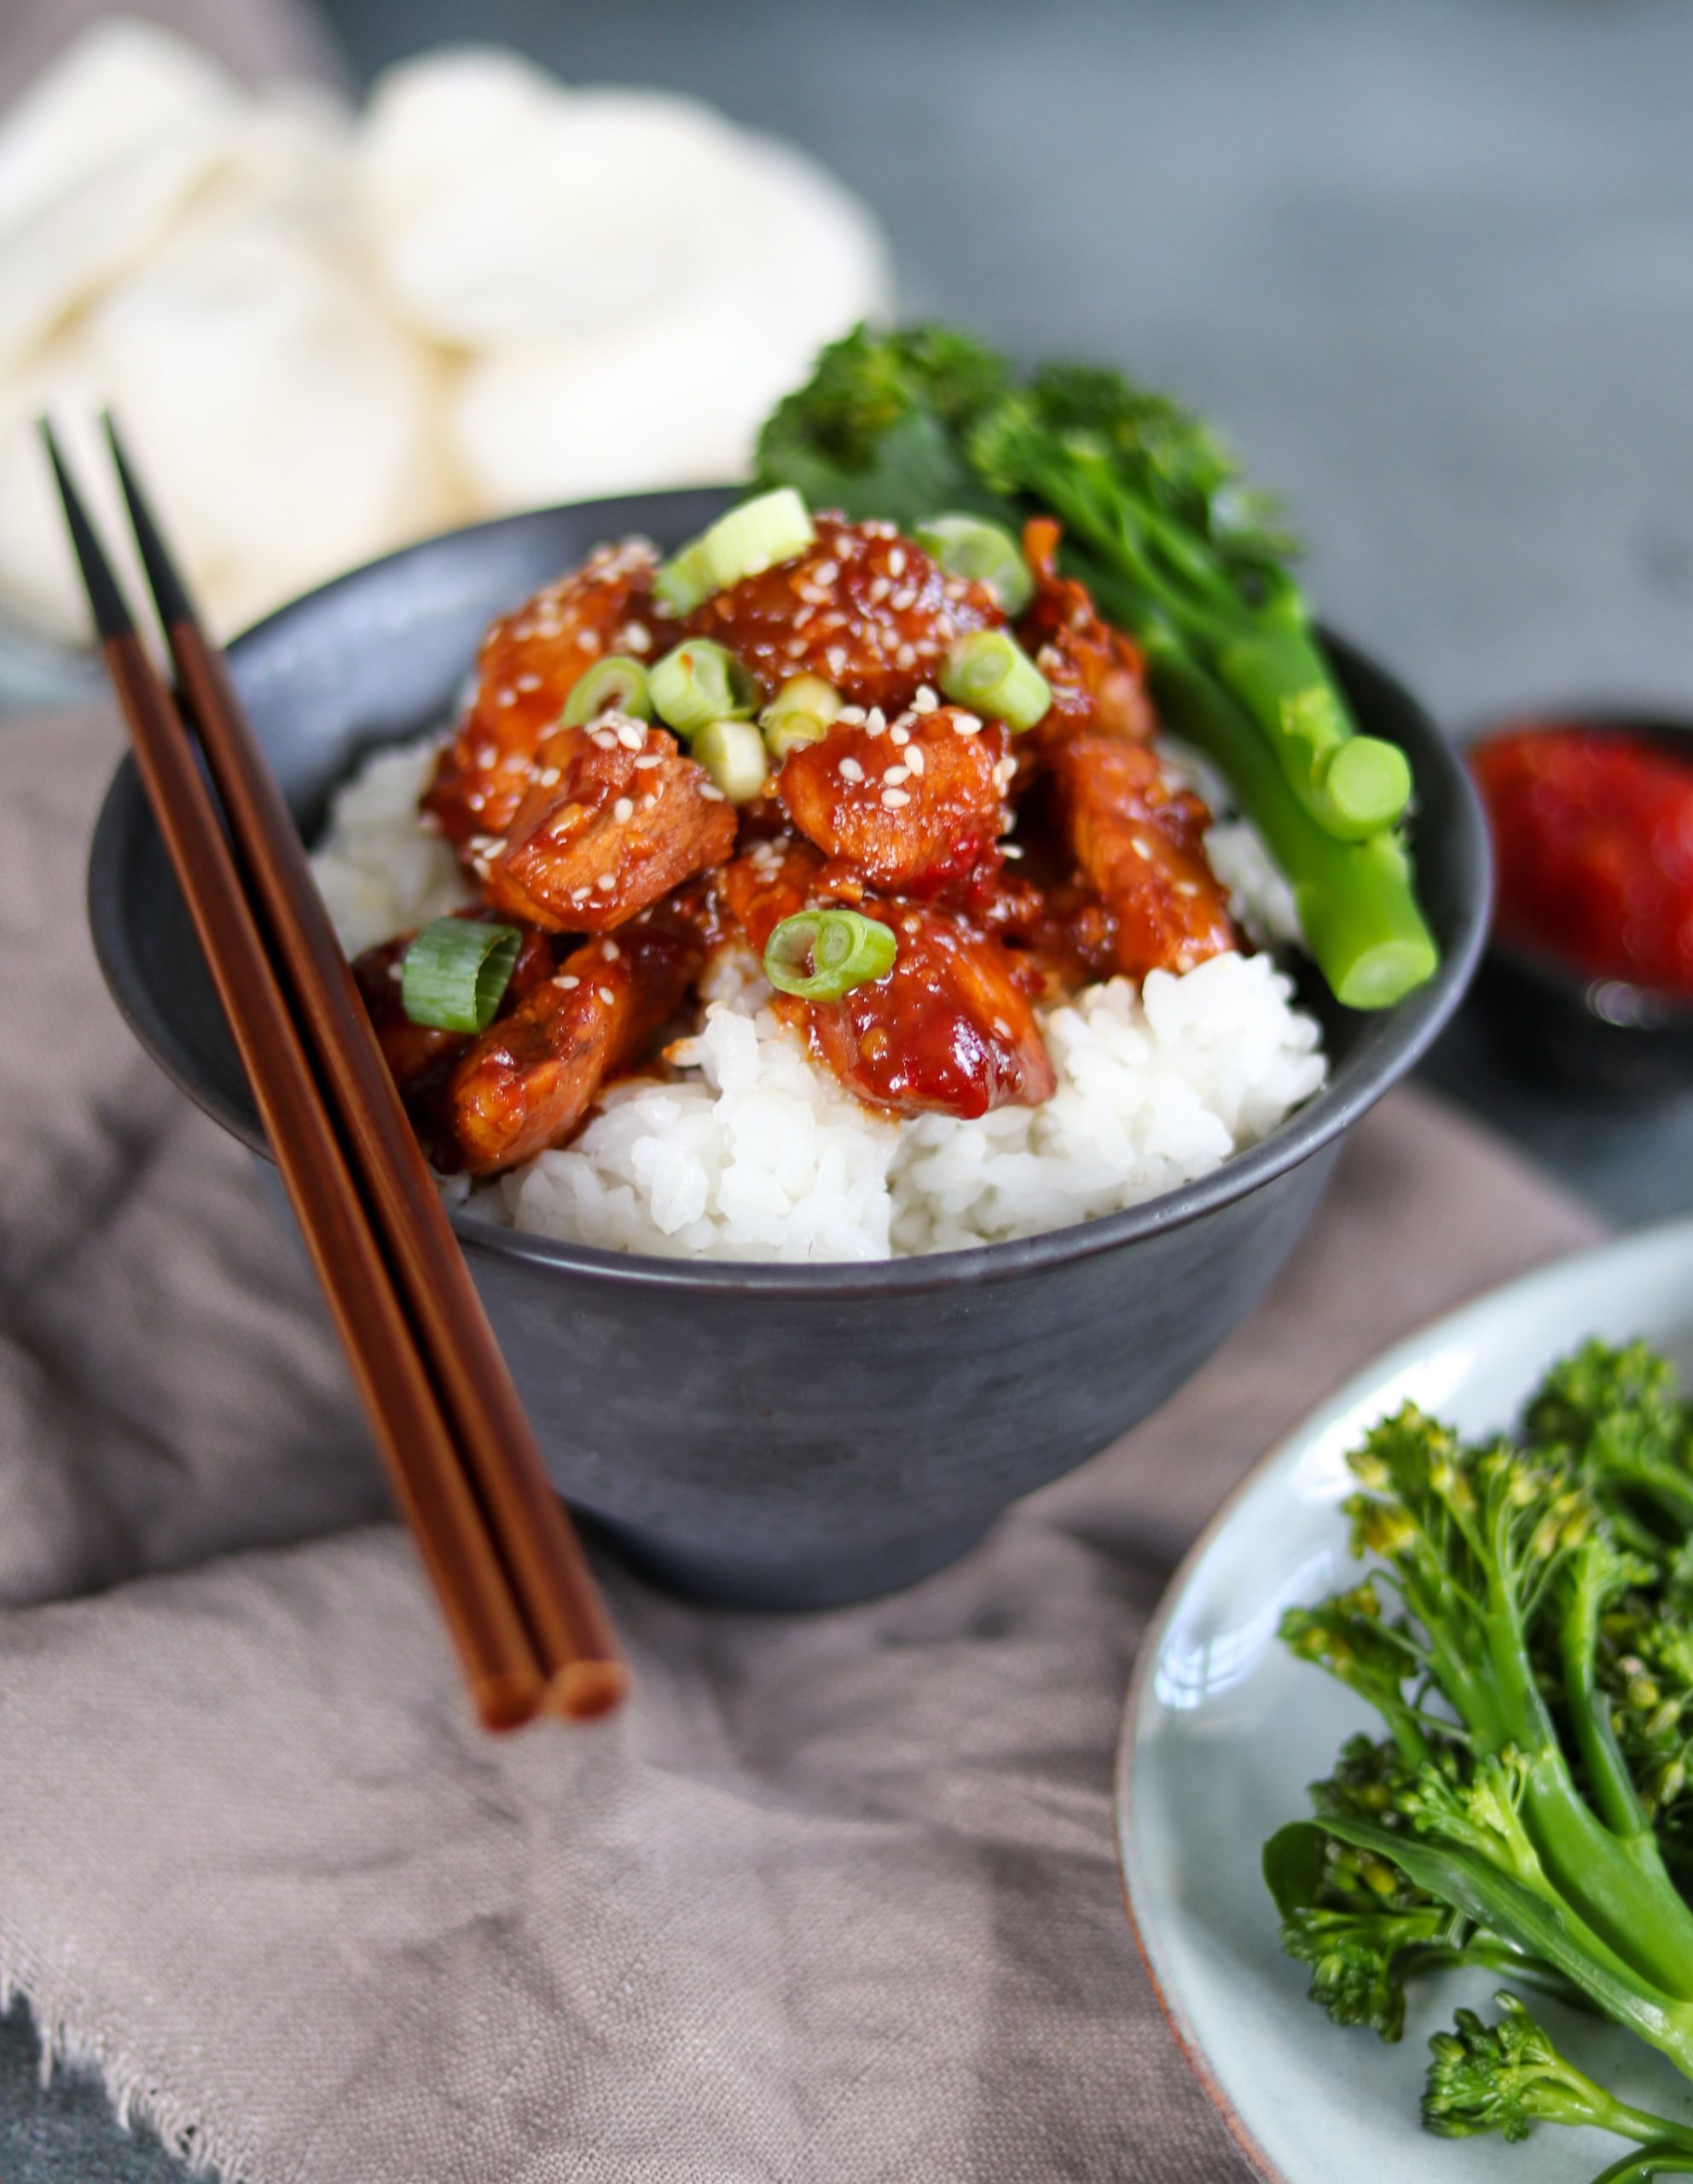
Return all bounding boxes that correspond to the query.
[89,490,1489,1610]
[1469,712,1693,1104]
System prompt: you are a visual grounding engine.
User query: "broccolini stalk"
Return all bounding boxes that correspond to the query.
[1423,1992,1693,2159]
[1141,635,1436,1008]
[969,387,1412,842]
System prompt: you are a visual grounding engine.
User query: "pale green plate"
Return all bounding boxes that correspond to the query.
[1117,1221,1693,2184]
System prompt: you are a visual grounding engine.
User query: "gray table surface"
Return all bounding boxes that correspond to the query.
[8,0,1693,2172]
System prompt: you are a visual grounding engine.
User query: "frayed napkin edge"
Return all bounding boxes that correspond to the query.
[1,1960,252,2182]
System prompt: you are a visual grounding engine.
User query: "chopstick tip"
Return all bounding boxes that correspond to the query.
[101,413,196,630]
[37,417,134,642]
[549,1658,631,1722]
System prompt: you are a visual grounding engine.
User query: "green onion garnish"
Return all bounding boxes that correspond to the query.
[654,488,815,613]
[561,655,652,727]
[693,718,768,804]
[913,513,1033,614]
[939,630,1052,733]
[401,917,523,1035]
[761,672,843,761]
[763,909,896,1002]
[649,639,758,737]
[652,538,716,618]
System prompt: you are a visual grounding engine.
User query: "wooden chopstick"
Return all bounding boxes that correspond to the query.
[43,426,545,1733]
[98,421,626,1723]
[46,425,623,1727]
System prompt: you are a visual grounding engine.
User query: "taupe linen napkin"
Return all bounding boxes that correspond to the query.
[0,703,1604,2182]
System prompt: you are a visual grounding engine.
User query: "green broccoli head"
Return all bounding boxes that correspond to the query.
[1423,1992,1640,2143]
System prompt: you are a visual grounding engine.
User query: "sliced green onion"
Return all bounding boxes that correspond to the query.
[561,655,652,727]
[939,630,1052,733]
[401,917,522,1035]
[913,513,1033,614]
[652,537,717,617]
[649,639,758,737]
[761,672,843,761]
[763,909,896,1002]
[654,487,815,613]
[693,718,768,803]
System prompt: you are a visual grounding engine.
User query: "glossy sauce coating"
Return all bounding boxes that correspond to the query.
[481,717,736,932]
[777,701,1011,900]
[443,919,701,1173]
[1470,724,1693,996]
[425,540,669,846]
[685,515,1001,713]
[352,915,554,1105]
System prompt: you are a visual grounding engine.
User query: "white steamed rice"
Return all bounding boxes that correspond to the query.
[310,735,1327,1262]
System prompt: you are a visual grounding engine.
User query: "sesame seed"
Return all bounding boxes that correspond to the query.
[943,578,969,601]
[616,719,646,750]
[634,752,663,769]
[891,587,917,613]
[890,724,910,746]
[865,706,886,734]
[826,645,847,677]
[387,959,403,981]
[1132,836,1151,861]
[836,706,867,726]
[515,673,541,693]
[1174,880,1199,897]
[595,873,617,889]
[603,941,620,959]
[579,630,603,657]
[571,886,591,903]
[699,784,727,802]
[536,766,562,787]
[904,746,925,775]
[902,915,921,935]
[884,764,911,786]
[839,756,866,782]
[589,729,617,751]
[867,577,891,606]
[887,549,907,577]
[599,986,617,1005]
[1001,841,1023,860]
[952,714,983,735]
[555,973,581,989]
[881,787,911,809]
[496,689,516,708]
[622,622,651,653]
[912,685,938,712]
[613,797,635,822]
[895,642,917,671]
[993,1016,1012,1038]
[813,560,838,585]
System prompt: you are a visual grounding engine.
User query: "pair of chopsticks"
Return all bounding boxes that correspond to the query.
[46,421,627,1731]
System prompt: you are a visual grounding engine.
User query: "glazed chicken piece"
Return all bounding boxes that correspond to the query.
[479,717,736,933]
[804,904,1054,1119]
[776,702,1012,900]
[440,918,702,1175]
[716,842,1053,1120]
[685,515,1002,714]
[424,540,669,845]
[1018,517,1157,745]
[1044,730,1239,979]
[351,916,554,1104]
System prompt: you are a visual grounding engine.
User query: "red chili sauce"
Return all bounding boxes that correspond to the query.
[1469,724,1693,997]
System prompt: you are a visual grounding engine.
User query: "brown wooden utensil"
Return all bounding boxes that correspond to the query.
[47,421,628,1729]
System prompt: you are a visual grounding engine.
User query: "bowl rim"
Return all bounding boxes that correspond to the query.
[88,491,1492,1299]
[1464,706,1693,1031]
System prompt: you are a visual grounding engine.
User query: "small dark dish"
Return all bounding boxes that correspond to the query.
[1470,712,1693,1104]
[89,490,1489,1610]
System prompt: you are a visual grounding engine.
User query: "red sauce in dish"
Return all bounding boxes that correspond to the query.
[1469,724,1693,996]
